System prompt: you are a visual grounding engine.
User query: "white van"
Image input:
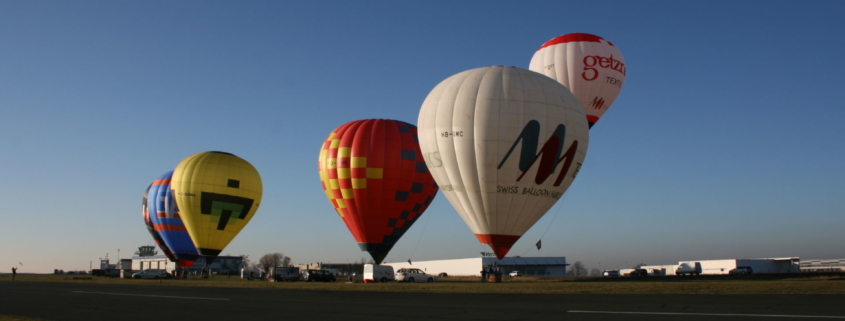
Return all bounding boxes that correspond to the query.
[676,262,702,276]
[364,264,395,282]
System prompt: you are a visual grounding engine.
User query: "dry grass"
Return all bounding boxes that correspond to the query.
[3,273,845,294]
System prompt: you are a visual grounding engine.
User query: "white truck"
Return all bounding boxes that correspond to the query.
[676,262,702,276]
[364,264,395,283]
[273,266,301,282]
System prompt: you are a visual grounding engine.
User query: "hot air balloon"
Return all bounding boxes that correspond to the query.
[318,119,438,264]
[417,66,589,259]
[142,185,176,262]
[171,151,262,263]
[529,33,626,128]
[147,171,199,268]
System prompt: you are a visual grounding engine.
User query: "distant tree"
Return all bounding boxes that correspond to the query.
[590,268,602,277]
[257,253,291,275]
[241,255,251,269]
[633,262,647,269]
[569,261,588,277]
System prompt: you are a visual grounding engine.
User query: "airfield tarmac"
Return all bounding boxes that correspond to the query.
[1,281,844,320]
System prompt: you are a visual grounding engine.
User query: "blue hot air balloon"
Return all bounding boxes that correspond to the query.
[147,171,200,268]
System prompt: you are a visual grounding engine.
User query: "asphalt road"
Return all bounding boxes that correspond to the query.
[1,281,844,320]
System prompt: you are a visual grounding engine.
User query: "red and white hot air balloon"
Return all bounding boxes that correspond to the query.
[529,33,626,128]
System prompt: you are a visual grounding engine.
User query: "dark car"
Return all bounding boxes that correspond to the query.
[301,269,336,282]
[729,266,753,275]
[628,269,648,277]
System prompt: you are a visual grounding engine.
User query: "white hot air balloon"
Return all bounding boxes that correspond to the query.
[417,66,589,259]
[529,33,626,128]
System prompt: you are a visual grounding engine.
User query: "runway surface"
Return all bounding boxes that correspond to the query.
[1,281,844,320]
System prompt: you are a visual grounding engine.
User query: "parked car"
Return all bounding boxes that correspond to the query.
[300,269,336,282]
[602,270,619,277]
[628,269,648,277]
[729,266,753,275]
[509,271,522,277]
[437,272,448,277]
[395,268,435,283]
[132,269,171,279]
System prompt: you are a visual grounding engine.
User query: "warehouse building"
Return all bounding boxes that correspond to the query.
[383,256,568,276]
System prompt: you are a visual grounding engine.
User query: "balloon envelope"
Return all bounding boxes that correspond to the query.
[417,66,589,259]
[318,119,438,264]
[171,151,263,260]
[529,33,626,127]
[147,171,199,268]
[142,185,176,262]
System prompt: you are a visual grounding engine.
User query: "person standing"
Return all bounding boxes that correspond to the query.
[12,267,17,281]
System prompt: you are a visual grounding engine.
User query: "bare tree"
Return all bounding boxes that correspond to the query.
[257,253,291,275]
[569,261,588,277]
[632,262,647,269]
[241,255,251,269]
[590,268,602,276]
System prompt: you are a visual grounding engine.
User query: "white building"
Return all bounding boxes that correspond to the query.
[132,255,171,271]
[641,257,800,275]
[120,245,245,275]
[383,256,568,276]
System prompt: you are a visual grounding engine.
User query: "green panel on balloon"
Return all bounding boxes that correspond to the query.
[200,192,255,230]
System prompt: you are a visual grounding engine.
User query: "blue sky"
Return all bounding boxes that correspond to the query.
[2,0,843,273]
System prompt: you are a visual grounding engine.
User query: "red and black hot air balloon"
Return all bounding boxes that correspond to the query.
[318,119,438,264]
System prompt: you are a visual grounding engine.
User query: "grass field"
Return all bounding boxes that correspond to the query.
[3,273,845,294]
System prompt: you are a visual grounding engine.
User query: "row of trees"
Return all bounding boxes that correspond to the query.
[243,253,292,275]
[568,261,647,277]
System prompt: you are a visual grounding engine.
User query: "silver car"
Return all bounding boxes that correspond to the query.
[395,268,435,283]
[132,269,170,279]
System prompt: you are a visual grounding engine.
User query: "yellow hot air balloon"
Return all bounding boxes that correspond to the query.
[171,151,262,260]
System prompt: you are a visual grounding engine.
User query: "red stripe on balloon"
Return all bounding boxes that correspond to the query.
[537,33,610,50]
[153,224,187,232]
[152,179,171,186]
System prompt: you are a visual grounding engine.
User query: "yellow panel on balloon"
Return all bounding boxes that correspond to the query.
[171,151,263,258]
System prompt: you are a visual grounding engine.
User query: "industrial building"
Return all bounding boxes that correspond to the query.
[383,256,568,276]
[640,257,800,275]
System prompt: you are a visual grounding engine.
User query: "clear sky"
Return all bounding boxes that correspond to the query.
[2,0,843,273]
